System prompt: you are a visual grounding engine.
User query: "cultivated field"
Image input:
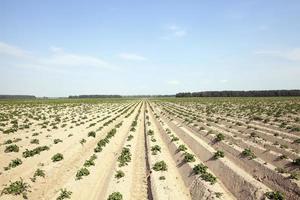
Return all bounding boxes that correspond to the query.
[0,97,299,200]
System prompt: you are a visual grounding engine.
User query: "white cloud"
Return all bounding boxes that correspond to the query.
[118,53,147,61]
[167,80,181,85]
[0,41,111,71]
[0,41,31,58]
[161,24,187,40]
[220,79,228,83]
[254,48,300,61]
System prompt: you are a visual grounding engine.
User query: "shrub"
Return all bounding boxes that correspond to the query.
[184,153,195,162]
[88,131,96,138]
[1,178,30,199]
[76,168,90,180]
[57,188,72,200]
[213,151,225,159]
[153,161,167,171]
[107,192,123,200]
[171,135,179,142]
[51,153,64,162]
[147,130,154,136]
[115,170,125,179]
[241,148,256,159]
[265,191,284,200]
[4,144,19,153]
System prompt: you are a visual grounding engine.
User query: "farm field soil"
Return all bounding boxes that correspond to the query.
[0,97,299,200]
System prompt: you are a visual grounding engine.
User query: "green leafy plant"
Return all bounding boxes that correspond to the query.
[241,148,256,159]
[115,170,125,179]
[153,161,167,171]
[88,131,96,138]
[184,152,195,162]
[51,153,64,162]
[265,191,284,200]
[30,139,39,144]
[107,192,123,200]
[57,188,72,200]
[23,146,50,158]
[213,151,225,159]
[178,144,187,152]
[4,144,19,153]
[54,139,63,144]
[118,148,131,167]
[151,145,161,155]
[215,133,225,142]
[1,178,30,199]
[76,168,90,180]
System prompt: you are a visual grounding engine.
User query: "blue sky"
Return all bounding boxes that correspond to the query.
[0,0,300,96]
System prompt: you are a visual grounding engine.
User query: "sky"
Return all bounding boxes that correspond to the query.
[0,0,300,97]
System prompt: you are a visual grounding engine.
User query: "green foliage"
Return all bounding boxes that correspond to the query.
[88,131,96,138]
[80,139,86,145]
[215,133,225,142]
[265,191,285,200]
[1,178,30,199]
[118,147,131,167]
[83,154,97,167]
[153,161,167,171]
[4,144,19,153]
[213,151,225,159]
[127,135,134,141]
[178,144,187,152]
[184,152,195,162]
[293,158,300,166]
[57,188,72,200]
[151,145,161,155]
[51,153,64,162]
[54,139,63,144]
[23,146,50,158]
[115,170,125,179]
[30,139,39,144]
[76,168,90,180]
[5,158,22,170]
[193,163,217,184]
[107,192,123,200]
[241,148,256,159]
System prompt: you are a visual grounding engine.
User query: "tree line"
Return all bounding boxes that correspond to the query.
[0,95,36,99]
[176,90,300,97]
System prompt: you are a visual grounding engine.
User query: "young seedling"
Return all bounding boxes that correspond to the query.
[88,131,96,138]
[75,168,90,180]
[115,170,125,179]
[56,188,72,200]
[153,161,167,171]
[4,144,19,153]
[241,148,256,159]
[107,192,123,200]
[184,152,196,162]
[51,153,64,162]
[265,191,284,200]
[1,178,31,199]
[213,151,225,159]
